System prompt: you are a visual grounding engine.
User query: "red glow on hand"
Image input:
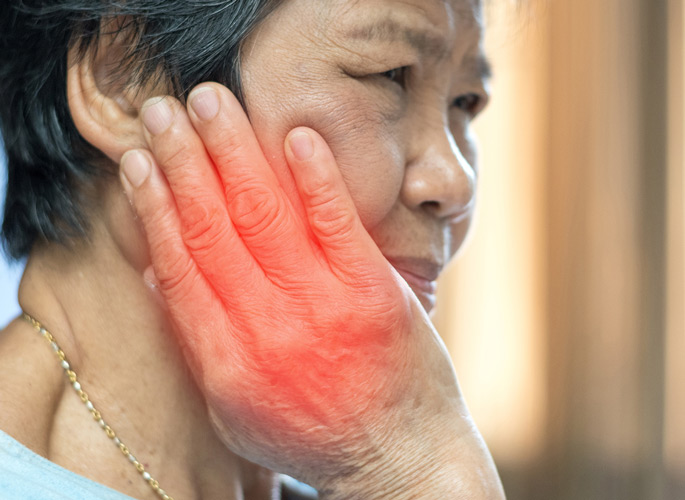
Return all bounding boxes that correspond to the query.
[121,85,458,485]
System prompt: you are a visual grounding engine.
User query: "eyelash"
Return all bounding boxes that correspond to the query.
[452,93,483,116]
[377,68,485,117]
[379,66,409,88]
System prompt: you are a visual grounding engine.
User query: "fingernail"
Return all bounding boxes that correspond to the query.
[290,131,314,161]
[142,97,173,135]
[189,87,220,121]
[121,150,151,188]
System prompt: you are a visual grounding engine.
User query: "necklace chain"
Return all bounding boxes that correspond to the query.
[22,312,175,500]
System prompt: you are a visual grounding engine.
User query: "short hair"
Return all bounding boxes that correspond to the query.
[0,0,278,260]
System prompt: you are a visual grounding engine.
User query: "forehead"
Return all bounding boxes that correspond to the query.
[328,0,483,34]
[323,0,484,61]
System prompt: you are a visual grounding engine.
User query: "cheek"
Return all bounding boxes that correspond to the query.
[462,127,479,175]
[246,83,406,231]
[321,95,405,230]
[450,120,480,176]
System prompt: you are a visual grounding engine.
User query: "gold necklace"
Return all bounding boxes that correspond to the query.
[22,312,175,500]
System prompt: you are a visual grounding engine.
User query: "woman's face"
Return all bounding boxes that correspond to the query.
[244,0,488,312]
[238,0,489,311]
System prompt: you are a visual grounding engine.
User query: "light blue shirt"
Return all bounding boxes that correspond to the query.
[0,430,318,499]
[0,430,135,500]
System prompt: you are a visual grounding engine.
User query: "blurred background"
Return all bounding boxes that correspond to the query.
[0,0,682,499]
[433,0,685,498]
[0,144,22,328]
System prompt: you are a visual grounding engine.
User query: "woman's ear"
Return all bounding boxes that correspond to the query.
[66,30,155,163]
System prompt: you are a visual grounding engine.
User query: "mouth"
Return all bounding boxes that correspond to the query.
[385,256,442,312]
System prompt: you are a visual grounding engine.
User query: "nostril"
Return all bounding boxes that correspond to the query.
[421,200,440,212]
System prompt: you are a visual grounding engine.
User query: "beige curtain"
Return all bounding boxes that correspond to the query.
[434,0,685,498]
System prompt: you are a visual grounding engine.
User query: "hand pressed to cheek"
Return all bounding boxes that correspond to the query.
[243,78,407,231]
[106,0,500,493]
[118,85,463,486]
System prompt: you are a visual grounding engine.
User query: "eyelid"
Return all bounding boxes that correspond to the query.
[378,66,409,88]
[451,90,489,117]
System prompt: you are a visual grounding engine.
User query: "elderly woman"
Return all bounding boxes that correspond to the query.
[0,0,504,498]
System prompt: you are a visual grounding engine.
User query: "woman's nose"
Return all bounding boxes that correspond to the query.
[401,125,477,220]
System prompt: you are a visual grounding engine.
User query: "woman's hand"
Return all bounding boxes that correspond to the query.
[119,83,504,499]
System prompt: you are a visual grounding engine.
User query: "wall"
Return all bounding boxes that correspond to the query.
[0,147,23,328]
[435,1,684,498]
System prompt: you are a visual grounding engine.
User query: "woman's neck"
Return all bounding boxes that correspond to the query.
[3,225,275,500]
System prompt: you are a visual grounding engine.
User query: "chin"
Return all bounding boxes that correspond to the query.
[414,289,437,315]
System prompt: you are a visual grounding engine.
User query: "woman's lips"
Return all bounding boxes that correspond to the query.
[395,268,437,294]
[385,257,441,310]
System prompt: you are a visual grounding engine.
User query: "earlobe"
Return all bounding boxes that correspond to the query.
[66,46,147,164]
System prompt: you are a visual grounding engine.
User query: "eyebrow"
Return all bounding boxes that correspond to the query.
[343,19,493,82]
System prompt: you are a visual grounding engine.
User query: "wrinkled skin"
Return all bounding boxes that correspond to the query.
[121,85,501,498]
[119,0,505,497]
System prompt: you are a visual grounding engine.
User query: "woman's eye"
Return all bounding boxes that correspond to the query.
[452,93,483,116]
[379,66,408,88]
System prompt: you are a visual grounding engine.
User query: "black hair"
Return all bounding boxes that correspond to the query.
[0,0,279,260]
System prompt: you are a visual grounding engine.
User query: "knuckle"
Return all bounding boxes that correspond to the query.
[155,142,195,171]
[143,197,177,229]
[313,210,355,240]
[301,174,334,202]
[181,201,227,252]
[307,188,355,239]
[228,183,285,237]
[154,248,195,292]
[206,127,243,166]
